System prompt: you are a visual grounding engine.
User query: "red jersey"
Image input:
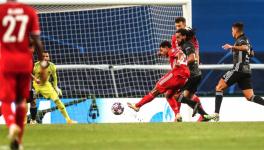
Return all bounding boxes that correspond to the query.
[0,2,40,73]
[168,48,187,69]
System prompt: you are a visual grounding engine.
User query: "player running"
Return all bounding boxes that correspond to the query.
[127,41,190,114]
[205,22,264,121]
[0,0,44,149]
[171,17,209,121]
[32,51,77,124]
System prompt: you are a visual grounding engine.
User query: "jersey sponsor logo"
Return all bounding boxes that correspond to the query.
[7,8,24,15]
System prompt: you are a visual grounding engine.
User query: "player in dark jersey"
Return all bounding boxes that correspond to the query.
[171,17,208,121]
[0,0,44,149]
[175,29,209,118]
[205,22,264,121]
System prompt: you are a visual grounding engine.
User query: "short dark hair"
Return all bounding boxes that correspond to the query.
[42,51,49,54]
[160,41,172,48]
[232,22,244,32]
[175,17,186,23]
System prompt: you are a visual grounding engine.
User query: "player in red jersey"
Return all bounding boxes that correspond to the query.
[0,0,44,149]
[127,41,190,115]
[170,17,209,122]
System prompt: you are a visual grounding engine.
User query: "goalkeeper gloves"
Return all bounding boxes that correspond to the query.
[55,87,62,96]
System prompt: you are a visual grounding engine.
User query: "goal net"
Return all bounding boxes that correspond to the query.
[32,1,192,98]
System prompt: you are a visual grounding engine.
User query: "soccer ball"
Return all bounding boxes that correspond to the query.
[111,102,124,115]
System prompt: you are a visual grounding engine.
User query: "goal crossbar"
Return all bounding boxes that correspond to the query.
[56,64,264,71]
[16,0,191,5]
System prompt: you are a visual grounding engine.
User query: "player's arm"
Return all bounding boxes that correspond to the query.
[51,64,58,88]
[184,45,196,64]
[223,38,250,52]
[51,64,62,96]
[222,43,249,52]
[30,8,44,60]
[31,74,40,84]
[31,35,44,61]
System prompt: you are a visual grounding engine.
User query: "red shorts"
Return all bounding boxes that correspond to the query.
[0,72,31,103]
[156,66,189,93]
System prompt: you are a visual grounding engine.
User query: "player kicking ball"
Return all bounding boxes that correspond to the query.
[32,51,77,124]
[127,41,192,115]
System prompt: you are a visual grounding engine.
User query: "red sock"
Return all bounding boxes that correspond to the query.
[197,115,204,122]
[192,95,205,110]
[136,93,155,108]
[167,97,181,115]
[1,102,16,128]
[16,102,27,144]
[192,95,208,122]
[192,95,201,103]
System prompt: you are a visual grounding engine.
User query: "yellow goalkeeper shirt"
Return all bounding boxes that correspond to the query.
[33,61,58,87]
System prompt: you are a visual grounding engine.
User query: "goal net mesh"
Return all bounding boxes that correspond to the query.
[34,5,184,98]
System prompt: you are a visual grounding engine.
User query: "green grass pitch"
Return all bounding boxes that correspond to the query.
[0,122,264,150]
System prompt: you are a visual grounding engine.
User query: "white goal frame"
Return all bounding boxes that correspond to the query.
[15,0,192,27]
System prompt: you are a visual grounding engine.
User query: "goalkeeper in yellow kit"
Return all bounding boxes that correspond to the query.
[33,51,77,124]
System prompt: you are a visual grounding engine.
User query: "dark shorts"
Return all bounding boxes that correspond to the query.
[222,69,252,90]
[182,75,202,94]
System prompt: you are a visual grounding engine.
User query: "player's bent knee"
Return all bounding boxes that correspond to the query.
[244,93,254,101]
[242,89,254,101]
[216,84,224,92]
[54,99,65,110]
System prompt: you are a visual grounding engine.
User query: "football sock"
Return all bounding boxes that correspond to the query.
[250,95,264,106]
[1,102,15,128]
[54,99,71,121]
[179,95,197,108]
[192,95,208,115]
[215,91,223,114]
[16,102,27,144]
[30,107,37,120]
[136,93,155,108]
[167,96,181,115]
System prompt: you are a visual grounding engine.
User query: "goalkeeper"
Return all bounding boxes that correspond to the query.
[33,51,77,124]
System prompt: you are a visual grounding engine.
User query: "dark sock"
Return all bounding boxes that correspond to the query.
[197,106,207,115]
[215,91,223,114]
[250,95,264,106]
[179,96,197,109]
[30,107,37,120]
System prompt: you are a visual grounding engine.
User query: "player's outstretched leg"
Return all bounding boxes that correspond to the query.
[128,87,161,112]
[54,99,77,124]
[127,92,156,112]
